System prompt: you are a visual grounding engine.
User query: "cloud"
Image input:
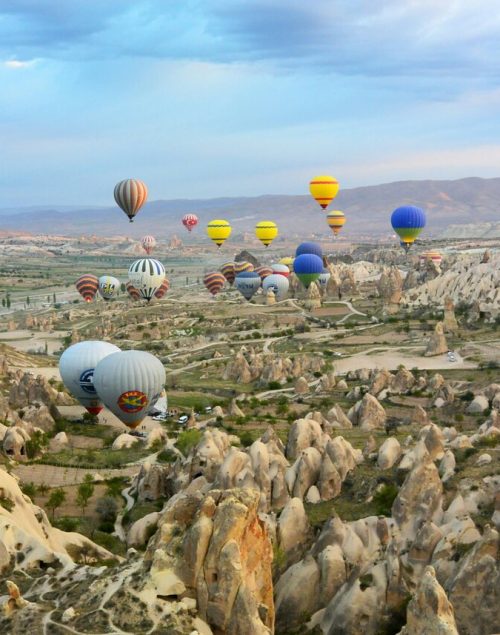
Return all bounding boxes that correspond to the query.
[3,58,35,68]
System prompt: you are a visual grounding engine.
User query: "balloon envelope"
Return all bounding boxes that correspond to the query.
[326,210,346,236]
[295,242,323,259]
[263,274,289,301]
[93,350,166,428]
[309,175,339,210]
[391,206,426,248]
[141,235,156,255]
[220,262,235,285]
[207,219,231,247]
[154,277,170,299]
[255,265,273,281]
[294,253,323,288]
[235,271,261,300]
[114,179,148,222]
[128,259,165,301]
[255,221,278,247]
[279,256,294,272]
[126,281,141,301]
[317,268,331,288]
[76,274,99,303]
[182,213,198,232]
[271,263,290,278]
[234,261,254,275]
[98,275,120,300]
[59,341,121,415]
[204,271,226,296]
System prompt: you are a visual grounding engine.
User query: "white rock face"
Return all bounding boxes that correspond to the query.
[112,433,139,450]
[466,395,489,414]
[377,437,402,469]
[475,453,492,467]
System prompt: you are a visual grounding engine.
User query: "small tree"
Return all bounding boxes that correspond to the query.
[26,296,30,306]
[21,482,37,501]
[47,488,66,520]
[53,292,57,304]
[95,496,118,524]
[76,475,95,515]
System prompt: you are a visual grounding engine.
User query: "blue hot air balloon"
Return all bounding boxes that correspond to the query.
[391,206,426,251]
[235,271,261,301]
[295,241,323,259]
[293,253,323,288]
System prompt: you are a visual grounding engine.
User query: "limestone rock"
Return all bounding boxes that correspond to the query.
[377,266,403,305]
[425,322,448,357]
[294,376,309,394]
[377,437,402,469]
[112,433,139,450]
[349,393,387,430]
[278,497,310,555]
[466,395,489,414]
[443,297,459,334]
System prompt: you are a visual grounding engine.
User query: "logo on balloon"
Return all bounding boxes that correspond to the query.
[79,369,96,394]
[117,390,148,413]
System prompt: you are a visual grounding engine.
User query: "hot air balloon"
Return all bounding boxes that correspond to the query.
[271,263,290,278]
[263,274,289,301]
[128,258,166,302]
[141,235,156,255]
[255,221,278,247]
[235,271,261,301]
[294,253,323,288]
[59,341,121,416]
[98,275,120,301]
[309,175,339,210]
[326,210,346,236]
[76,274,99,303]
[419,250,442,266]
[296,242,323,259]
[207,219,231,247]
[391,206,426,251]
[220,262,236,285]
[204,272,226,296]
[182,213,199,232]
[126,281,141,301]
[154,277,170,299]
[93,350,166,429]
[317,268,331,288]
[234,261,254,275]
[255,265,273,281]
[280,256,294,272]
[114,179,148,222]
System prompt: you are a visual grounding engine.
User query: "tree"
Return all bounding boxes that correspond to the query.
[38,482,49,497]
[47,488,66,520]
[53,292,57,304]
[105,477,125,499]
[95,496,118,524]
[6,295,10,309]
[26,296,30,306]
[21,482,37,501]
[1,298,5,307]
[76,475,95,515]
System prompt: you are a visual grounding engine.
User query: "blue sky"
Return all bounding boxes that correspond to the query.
[1,0,500,206]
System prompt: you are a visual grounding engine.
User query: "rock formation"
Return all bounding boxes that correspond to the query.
[425,322,448,357]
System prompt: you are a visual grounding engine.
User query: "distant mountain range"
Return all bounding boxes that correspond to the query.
[1,176,499,238]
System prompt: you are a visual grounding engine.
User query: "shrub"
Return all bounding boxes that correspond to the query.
[176,429,202,456]
[373,483,399,516]
[268,381,282,390]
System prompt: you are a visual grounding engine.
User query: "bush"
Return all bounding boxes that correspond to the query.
[176,429,202,455]
[268,381,282,390]
[157,449,177,463]
[54,517,79,532]
[239,431,254,447]
[373,483,399,516]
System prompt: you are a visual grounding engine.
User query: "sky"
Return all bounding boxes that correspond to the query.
[1,0,500,206]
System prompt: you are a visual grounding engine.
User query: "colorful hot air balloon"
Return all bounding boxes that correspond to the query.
[309,175,339,210]
[391,206,426,251]
[98,275,120,301]
[255,221,278,247]
[294,253,323,288]
[114,179,148,222]
[182,213,199,232]
[128,258,166,302]
[141,235,156,255]
[295,242,323,259]
[271,263,290,278]
[235,271,261,301]
[126,281,141,301]
[280,256,294,272]
[207,219,231,247]
[255,266,273,281]
[204,271,226,296]
[326,210,346,236]
[59,341,121,416]
[317,268,331,288]
[76,274,99,303]
[220,262,236,285]
[263,274,289,301]
[419,250,442,266]
[93,350,166,429]
[154,277,170,299]
[234,261,254,275]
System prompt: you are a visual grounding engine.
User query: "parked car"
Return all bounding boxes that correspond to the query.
[178,414,189,424]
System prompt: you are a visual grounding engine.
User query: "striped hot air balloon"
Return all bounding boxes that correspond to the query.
[220,262,235,285]
[76,274,99,303]
[141,235,156,255]
[255,265,273,281]
[309,175,339,210]
[419,250,442,266]
[326,210,346,236]
[154,277,170,299]
[126,281,141,301]
[234,261,254,275]
[271,263,290,278]
[204,271,226,296]
[255,221,278,247]
[391,206,426,251]
[207,219,231,247]
[182,213,199,232]
[128,258,165,302]
[114,179,148,222]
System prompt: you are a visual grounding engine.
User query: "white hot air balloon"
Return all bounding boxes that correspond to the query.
[93,350,166,428]
[271,263,290,278]
[262,273,289,301]
[128,258,165,302]
[98,275,120,300]
[59,341,121,415]
[317,269,331,288]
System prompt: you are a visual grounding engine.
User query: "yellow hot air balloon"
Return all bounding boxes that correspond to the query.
[279,256,294,272]
[326,210,346,236]
[309,175,339,210]
[255,220,278,247]
[207,219,232,247]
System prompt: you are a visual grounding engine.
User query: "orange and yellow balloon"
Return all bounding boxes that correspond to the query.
[326,210,346,236]
[309,175,339,210]
[255,221,278,247]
